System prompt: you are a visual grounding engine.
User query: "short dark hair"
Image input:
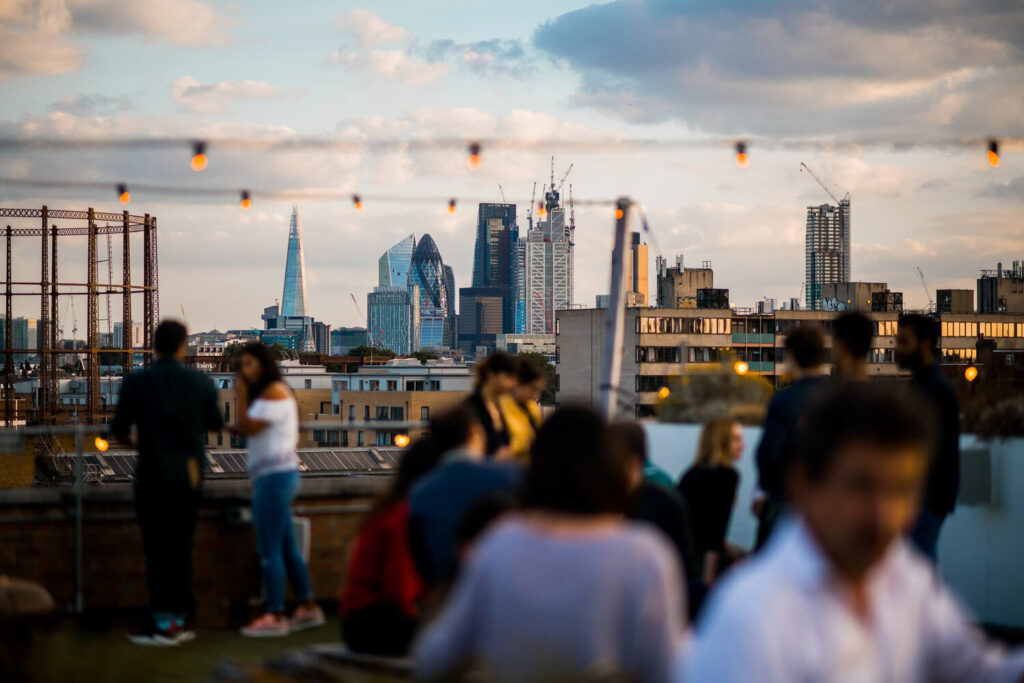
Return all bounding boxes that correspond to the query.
[516,356,544,384]
[899,314,940,351]
[154,320,187,356]
[607,422,647,463]
[239,342,284,399]
[429,406,482,454]
[784,325,825,369]
[834,312,874,359]
[792,383,934,483]
[523,407,630,516]
[475,351,518,388]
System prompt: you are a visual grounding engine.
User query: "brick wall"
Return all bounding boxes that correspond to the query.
[0,477,387,628]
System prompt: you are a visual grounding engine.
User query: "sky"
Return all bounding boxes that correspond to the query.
[1,0,1022,333]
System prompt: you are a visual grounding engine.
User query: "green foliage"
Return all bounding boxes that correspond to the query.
[348,345,395,358]
[516,351,557,405]
[410,350,439,365]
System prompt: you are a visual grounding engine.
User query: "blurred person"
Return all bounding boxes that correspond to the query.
[753,324,828,549]
[677,419,743,585]
[454,494,515,565]
[609,422,701,620]
[340,439,442,656]
[833,311,874,383]
[897,314,961,560]
[415,408,685,682]
[408,407,521,589]
[111,320,223,646]
[685,383,1024,682]
[499,355,546,461]
[232,342,324,637]
[462,351,518,458]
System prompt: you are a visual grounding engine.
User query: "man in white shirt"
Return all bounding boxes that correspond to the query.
[685,383,1024,682]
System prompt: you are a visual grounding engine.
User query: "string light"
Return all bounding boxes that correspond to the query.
[987,140,1000,168]
[614,207,625,220]
[94,436,109,452]
[657,386,670,400]
[965,366,978,382]
[467,142,482,170]
[538,201,546,218]
[117,184,130,205]
[190,141,208,171]
[352,194,363,211]
[447,198,457,214]
[394,434,410,447]
[734,360,749,375]
[240,190,251,210]
[735,141,749,169]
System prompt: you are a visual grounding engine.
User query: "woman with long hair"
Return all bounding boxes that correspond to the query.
[677,418,743,585]
[414,407,684,682]
[339,438,442,655]
[232,342,324,637]
[462,352,518,459]
[498,356,546,462]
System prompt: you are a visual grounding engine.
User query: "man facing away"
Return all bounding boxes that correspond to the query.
[685,383,1024,682]
[753,324,828,549]
[833,311,874,383]
[110,320,224,646]
[896,314,960,560]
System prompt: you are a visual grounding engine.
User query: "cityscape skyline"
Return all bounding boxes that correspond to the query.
[0,2,1021,332]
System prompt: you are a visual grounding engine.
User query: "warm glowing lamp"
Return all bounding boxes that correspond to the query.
[352,194,363,211]
[657,386,670,400]
[965,366,978,382]
[448,198,457,214]
[191,141,208,171]
[394,434,411,447]
[987,140,999,168]
[240,190,251,210]
[615,207,625,220]
[467,142,482,170]
[734,360,749,375]
[735,141,749,169]
[94,436,109,452]
[117,184,130,205]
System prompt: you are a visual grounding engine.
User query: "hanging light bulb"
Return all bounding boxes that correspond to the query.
[448,198,457,214]
[656,386,670,400]
[615,207,625,220]
[735,141,749,169]
[191,141,208,171]
[987,140,1000,168]
[94,436,109,452]
[537,201,546,218]
[117,184,130,205]
[965,366,978,382]
[394,434,411,447]
[240,190,251,210]
[734,360,749,375]
[467,142,482,170]
[352,194,363,211]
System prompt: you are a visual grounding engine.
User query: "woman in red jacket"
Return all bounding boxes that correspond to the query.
[340,439,441,656]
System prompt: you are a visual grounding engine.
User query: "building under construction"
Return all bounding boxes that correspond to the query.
[0,207,159,426]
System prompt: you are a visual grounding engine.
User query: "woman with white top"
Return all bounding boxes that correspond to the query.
[233,342,324,637]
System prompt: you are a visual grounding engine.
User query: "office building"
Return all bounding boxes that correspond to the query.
[523,185,573,334]
[379,234,416,287]
[625,232,649,306]
[443,265,457,347]
[978,261,1024,313]
[805,198,851,310]
[0,317,39,363]
[938,289,974,315]
[656,256,714,308]
[408,234,450,350]
[331,327,369,355]
[458,287,504,357]
[472,203,519,332]
[112,321,144,349]
[281,206,309,318]
[310,321,331,355]
[496,333,557,363]
[368,286,419,356]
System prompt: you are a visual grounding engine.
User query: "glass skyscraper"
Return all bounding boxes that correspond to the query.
[367,286,419,356]
[409,234,449,350]
[281,206,309,317]
[379,234,416,287]
[472,203,519,333]
[524,188,573,334]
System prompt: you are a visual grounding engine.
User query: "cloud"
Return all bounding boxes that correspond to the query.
[67,0,235,46]
[425,38,535,77]
[171,77,281,114]
[336,8,411,47]
[48,93,133,116]
[534,0,1024,136]
[329,48,449,85]
[0,0,82,79]
[978,175,1024,201]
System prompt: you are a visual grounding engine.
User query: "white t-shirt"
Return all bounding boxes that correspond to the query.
[246,396,299,480]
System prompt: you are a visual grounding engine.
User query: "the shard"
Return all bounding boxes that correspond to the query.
[281,206,309,317]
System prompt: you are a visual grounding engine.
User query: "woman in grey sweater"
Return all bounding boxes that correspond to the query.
[414,408,686,682]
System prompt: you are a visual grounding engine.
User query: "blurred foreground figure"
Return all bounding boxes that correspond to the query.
[833,311,873,383]
[499,355,546,461]
[897,314,961,560]
[111,320,222,646]
[414,408,684,682]
[685,384,1024,682]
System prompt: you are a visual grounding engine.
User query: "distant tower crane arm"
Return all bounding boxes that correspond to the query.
[799,162,849,204]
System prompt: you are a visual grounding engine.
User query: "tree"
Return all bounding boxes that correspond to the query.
[348,345,395,358]
[410,350,439,365]
[516,351,557,405]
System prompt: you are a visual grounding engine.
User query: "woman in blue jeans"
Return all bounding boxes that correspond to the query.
[233,342,325,637]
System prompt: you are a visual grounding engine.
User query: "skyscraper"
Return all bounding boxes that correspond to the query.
[523,186,574,334]
[624,232,649,306]
[281,206,309,317]
[472,203,519,332]
[409,234,450,350]
[368,286,419,356]
[443,264,457,347]
[379,234,416,287]
[805,198,851,310]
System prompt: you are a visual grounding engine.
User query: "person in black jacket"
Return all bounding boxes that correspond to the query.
[896,314,960,560]
[110,320,223,645]
[753,325,829,550]
[461,352,518,459]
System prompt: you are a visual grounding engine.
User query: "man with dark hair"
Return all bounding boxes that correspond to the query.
[408,407,521,588]
[833,311,874,382]
[110,320,223,645]
[753,324,827,548]
[687,383,1024,681]
[897,313,960,560]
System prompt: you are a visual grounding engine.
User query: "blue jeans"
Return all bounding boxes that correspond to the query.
[910,508,946,562]
[252,470,312,614]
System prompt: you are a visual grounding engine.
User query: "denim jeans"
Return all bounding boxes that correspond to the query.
[252,470,312,613]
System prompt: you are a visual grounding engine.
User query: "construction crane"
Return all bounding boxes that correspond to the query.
[349,293,363,322]
[799,162,850,204]
[179,303,187,326]
[556,163,573,194]
[526,181,537,228]
[916,267,935,310]
[568,183,576,245]
[498,184,506,203]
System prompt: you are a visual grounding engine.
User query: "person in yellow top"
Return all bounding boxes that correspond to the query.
[499,356,546,462]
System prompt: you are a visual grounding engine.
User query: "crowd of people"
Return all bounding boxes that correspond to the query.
[110,318,1024,681]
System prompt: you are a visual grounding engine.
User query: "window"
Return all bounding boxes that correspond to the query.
[635,346,681,363]
[376,432,390,446]
[357,431,364,447]
[327,430,340,447]
[304,379,312,390]
[386,380,398,391]
[224,402,230,422]
[876,320,898,337]
[364,405,370,419]
[391,406,404,421]
[375,406,389,421]
[217,433,223,446]
[348,405,354,422]
[342,430,349,447]
[420,406,429,421]
[636,375,670,392]
[406,379,441,391]
[313,429,325,444]
[870,348,895,364]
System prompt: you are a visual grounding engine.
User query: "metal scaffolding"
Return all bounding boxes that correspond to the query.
[0,207,159,426]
